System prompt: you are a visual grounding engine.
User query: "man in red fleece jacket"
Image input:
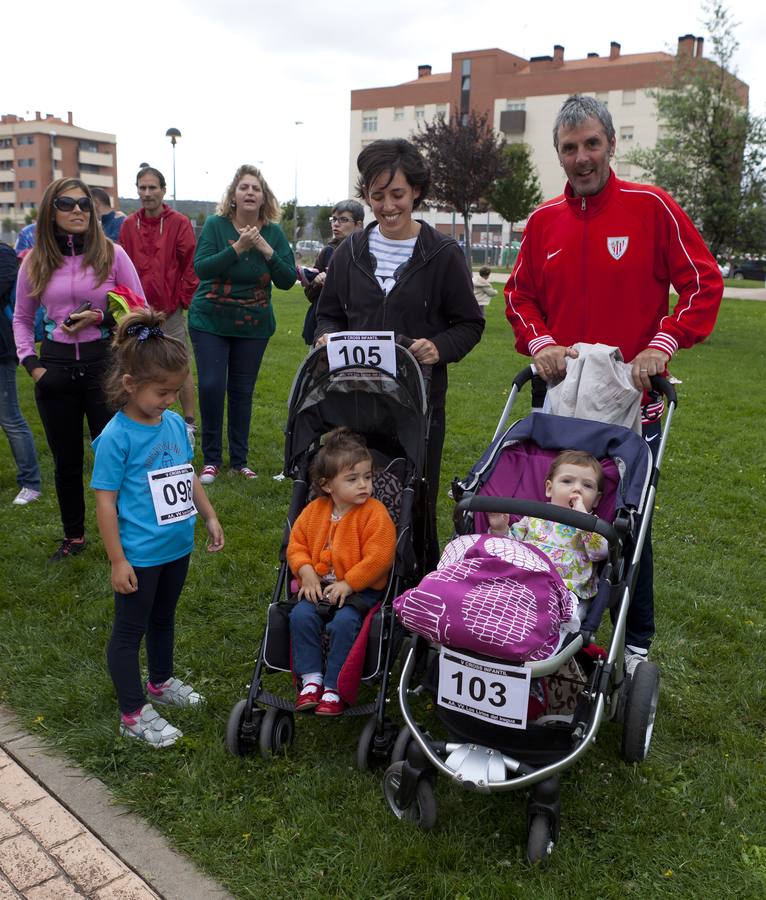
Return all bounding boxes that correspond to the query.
[505,94,723,673]
[120,167,199,438]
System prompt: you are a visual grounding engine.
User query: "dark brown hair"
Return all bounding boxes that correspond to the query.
[355,139,430,209]
[546,450,604,491]
[310,428,372,494]
[25,178,114,297]
[104,308,188,409]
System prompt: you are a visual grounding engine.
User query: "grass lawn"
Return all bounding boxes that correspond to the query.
[1,288,765,899]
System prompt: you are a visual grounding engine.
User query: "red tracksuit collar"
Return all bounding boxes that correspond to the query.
[564,169,617,216]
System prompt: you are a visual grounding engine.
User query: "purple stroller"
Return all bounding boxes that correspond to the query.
[383,366,677,863]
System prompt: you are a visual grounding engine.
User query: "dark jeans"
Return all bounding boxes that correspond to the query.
[34,351,111,537]
[107,554,190,714]
[189,328,268,469]
[0,362,41,491]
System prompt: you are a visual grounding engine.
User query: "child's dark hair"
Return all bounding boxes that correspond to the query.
[310,428,372,494]
[546,450,604,491]
[104,308,188,409]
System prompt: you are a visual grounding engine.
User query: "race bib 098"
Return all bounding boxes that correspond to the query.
[147,463,197,526]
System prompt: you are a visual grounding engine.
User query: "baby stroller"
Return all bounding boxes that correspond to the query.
[225,339,433,767]
[383,365,676,862]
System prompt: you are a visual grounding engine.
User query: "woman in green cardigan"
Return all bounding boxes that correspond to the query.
[189,165,295,483]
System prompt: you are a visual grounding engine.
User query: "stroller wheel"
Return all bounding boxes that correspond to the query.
[356,715,397,772]
[390,725,412,764]
[621,661,660,763]
[383,762,437,830]
[527,814,555,865]
[225,699,260,757]
[259,707,295,760]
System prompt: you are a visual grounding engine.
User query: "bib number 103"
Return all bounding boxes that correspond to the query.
[437,647,531,729]
[326,331,396,376]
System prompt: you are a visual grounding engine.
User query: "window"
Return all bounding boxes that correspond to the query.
[19,179,36,189]
[435,104,447,120]
[18,158,35,168]
[616,162,631,176]
[622,90,636,105]
[79,163,101,173]
[16,135,34,145]
[460,58,472,119]
[0,160,13,170]
[0,138,12,148]
[595,91,609,105]
[394,107,404,121]
[415,106,425,121]
[620,126,634,142]
[0,182,14,190]
[79,140,100,152]
[362,112,378,133]
[506,100,526,111]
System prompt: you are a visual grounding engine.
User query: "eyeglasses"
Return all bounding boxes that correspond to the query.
[53,196,92,213]
[329,216,354,225]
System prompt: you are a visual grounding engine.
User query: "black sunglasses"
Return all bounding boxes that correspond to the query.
[53,196,92,213]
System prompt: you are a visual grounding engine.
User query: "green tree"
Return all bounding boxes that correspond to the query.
[314,205,334,242]
[280,199,306,245]
[412,108,506,258]
[627,0,766,258]
[2,217,15,234]
[487,143,543,227]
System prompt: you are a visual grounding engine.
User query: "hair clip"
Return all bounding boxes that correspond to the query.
[126,324,165,342]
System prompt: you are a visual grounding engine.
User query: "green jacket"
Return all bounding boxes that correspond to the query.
[189,215,295,338]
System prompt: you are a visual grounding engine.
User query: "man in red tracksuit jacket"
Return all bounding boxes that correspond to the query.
[505,94,723,673]
[120,166,199,437]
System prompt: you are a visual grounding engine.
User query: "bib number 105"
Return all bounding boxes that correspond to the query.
[326,331,396,376]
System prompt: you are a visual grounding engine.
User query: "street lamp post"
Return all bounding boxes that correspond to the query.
[293,121,303,246]
[165,128,181,208]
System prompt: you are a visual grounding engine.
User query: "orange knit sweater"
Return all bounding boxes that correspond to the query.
[287,496,396,592]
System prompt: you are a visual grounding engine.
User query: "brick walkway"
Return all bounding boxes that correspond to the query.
[0,748,158,899]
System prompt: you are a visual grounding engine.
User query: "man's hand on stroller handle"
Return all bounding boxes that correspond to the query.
[630,348,669,392]
[532,344,578,382]
[408,338,440,365]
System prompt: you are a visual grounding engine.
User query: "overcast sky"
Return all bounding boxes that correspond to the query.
[5,0,765,207]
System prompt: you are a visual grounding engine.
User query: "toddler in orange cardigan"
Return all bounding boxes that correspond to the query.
[287,428,396,716]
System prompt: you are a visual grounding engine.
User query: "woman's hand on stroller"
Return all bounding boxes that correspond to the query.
[297,565,324,603]
[408,338,440,365]
[324,580,353,607]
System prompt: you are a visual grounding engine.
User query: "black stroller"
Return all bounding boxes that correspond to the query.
[225,341,433,767]
[383,366,676,862]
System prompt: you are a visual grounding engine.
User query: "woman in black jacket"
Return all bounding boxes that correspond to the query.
[315,139,484,563]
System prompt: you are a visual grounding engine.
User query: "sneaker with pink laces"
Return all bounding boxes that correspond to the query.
[233,466,257,479]
[13,487,41,506]
[200,465,219,485]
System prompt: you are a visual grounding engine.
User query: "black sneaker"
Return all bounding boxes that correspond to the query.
[50,537,86,562]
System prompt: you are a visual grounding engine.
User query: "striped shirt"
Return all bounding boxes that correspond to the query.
[368,226,417,295]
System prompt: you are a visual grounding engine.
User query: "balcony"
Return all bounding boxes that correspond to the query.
[0,190,16,203]
[81,172,114,188]
[53,147,62,161]
[0,148,13,162]
[500,109,526,135]
[78,150,113,167]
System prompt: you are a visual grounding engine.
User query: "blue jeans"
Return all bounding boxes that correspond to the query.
[189,328,268,469]
[0,362,41,491]
[290,590,379,690]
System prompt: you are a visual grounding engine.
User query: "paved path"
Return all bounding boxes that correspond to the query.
[0,708,232,900]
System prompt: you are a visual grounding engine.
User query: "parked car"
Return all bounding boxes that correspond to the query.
[730,257,766,281]
[294,240,324,260]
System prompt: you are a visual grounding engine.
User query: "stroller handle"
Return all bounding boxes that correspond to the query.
[455,495,619,544]
[396,334,432,395]
[514,365,677,406]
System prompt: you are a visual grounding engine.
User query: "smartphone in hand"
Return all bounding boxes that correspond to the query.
[63,301,92,327]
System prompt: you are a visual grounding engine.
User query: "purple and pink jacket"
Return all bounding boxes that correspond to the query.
[13,240,144,372]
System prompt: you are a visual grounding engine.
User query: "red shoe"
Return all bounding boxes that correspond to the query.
[315,691,346,717]
[295,683,322,713]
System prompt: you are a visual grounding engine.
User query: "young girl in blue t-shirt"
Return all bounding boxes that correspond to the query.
[92,309,224,748]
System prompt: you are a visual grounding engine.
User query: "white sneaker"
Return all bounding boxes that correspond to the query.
[624,648,649,678]
[119,704,182,748]
[148,677,204,707]
[13,487,41,506]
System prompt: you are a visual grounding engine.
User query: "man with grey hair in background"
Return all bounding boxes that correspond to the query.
[504,94,723,675]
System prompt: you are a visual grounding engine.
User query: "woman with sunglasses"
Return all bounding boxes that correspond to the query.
[13,178,145,561]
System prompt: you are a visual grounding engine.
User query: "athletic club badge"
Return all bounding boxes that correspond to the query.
[607,236,629,260]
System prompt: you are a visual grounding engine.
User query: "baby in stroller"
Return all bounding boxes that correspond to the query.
[288,428,396,716]
[486,449,608,602]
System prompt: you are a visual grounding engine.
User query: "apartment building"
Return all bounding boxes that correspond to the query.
[0,112,118,226]
[350,34,748,246]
